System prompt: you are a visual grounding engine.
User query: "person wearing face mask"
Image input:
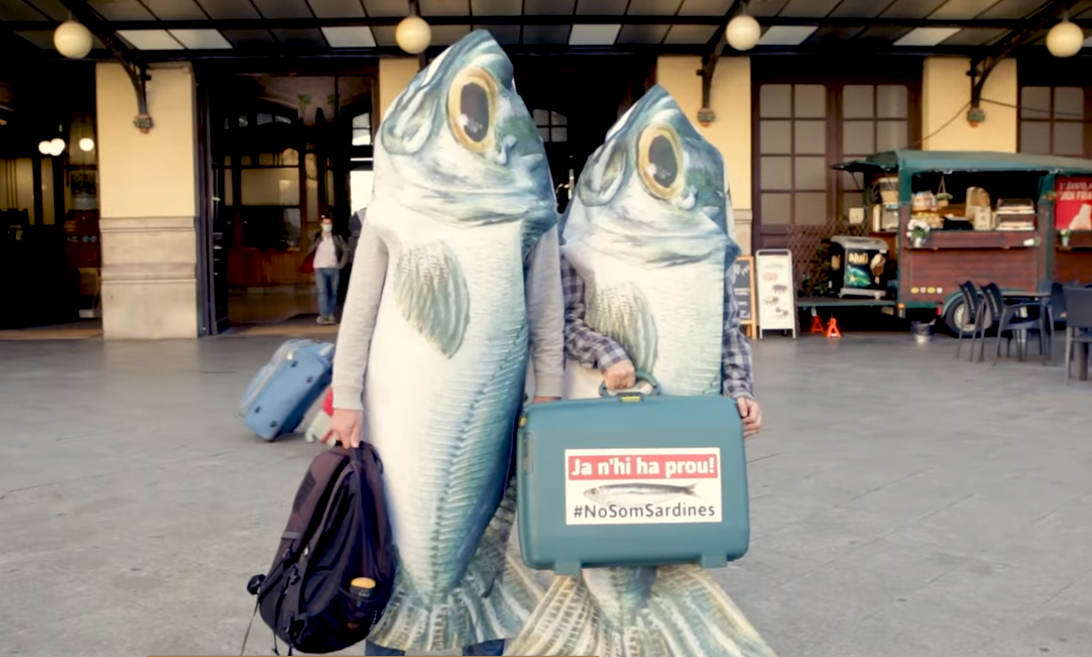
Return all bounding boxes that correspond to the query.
[306,215,349,325]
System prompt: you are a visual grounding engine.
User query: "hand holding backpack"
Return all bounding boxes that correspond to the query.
[242,443,394,655]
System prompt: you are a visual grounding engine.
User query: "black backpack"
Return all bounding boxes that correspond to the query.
[242,444,395,655]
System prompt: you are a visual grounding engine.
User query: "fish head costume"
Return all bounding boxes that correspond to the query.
[562,83,740,270]
[349,30,555,652]
[375,29,556,253]
[560,85,740,394]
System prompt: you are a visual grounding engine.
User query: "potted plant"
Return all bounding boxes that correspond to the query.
[1060,228,1072,247]
[907,218,931,248]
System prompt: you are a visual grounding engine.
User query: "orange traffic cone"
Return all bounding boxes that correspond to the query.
[825,317,842,339]
[810,315,825,334]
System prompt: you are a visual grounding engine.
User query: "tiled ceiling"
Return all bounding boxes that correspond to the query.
[0,0,1089,55]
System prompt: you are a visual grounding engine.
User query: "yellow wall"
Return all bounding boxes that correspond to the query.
[378,58,421,120]
[656,55,752,251]
[922,56,1017,152]
[97,63,196,219]
[96,62,199,339]
[656,56,752,210]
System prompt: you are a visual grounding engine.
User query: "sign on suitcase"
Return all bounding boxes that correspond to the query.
[564,447,723,525]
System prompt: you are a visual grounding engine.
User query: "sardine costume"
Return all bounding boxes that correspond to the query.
[330,30,563,652]
[505,86,777,657]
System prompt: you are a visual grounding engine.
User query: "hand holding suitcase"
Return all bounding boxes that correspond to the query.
[517,372,750,577]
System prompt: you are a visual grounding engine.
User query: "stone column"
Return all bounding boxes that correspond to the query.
[96,62,198,339]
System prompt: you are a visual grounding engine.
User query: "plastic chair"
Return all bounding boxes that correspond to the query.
[954,280,986,361]
[1062,286,1092,383]
[980,283,1047,365]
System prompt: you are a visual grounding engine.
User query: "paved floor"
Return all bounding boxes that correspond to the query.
[1,332,1091,657]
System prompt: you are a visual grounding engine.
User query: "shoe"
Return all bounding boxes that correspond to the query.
[316,315,331,325]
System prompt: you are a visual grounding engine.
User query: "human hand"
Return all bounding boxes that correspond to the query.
[736,397,763,438]
[331,408,364,448]
[532,396,560,403]
[603,359,636,391]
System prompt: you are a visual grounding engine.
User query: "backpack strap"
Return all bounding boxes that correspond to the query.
[238,598,261,656]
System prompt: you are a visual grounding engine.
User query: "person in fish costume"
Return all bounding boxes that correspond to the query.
[504,86,774,657]
[328,30,563,656]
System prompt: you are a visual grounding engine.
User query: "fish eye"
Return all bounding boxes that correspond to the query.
[446,67,498,152]
[637,123,684,199]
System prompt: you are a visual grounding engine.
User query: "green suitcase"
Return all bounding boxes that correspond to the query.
[516,373,750,577]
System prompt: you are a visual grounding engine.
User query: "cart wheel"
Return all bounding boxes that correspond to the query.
[944,297,993,337]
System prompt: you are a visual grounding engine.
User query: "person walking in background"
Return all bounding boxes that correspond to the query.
[307,214,349,325]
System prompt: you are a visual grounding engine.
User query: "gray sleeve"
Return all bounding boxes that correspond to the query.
[331,223,388,411]
[524,225,565,398]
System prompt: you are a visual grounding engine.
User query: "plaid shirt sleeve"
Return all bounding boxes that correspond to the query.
[562,255,630,372]
[722,264,756,400]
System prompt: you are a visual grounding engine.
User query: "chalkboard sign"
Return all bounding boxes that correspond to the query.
[731,256,756,331]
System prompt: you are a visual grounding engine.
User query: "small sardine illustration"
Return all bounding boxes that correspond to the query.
[583,482,700,506]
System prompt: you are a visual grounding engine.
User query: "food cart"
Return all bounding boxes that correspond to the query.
[831,150,1092,335]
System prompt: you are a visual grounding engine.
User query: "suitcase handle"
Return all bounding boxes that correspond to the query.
[598,370,661,398]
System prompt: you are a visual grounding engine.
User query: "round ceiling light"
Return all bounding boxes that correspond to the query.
[1047,20,1084,58]
[38,141,52,155]
[48,138,66,156]
[54,20,94,59]
[79,137,95,152]
[726,14,761,51]
[395,15,431,55]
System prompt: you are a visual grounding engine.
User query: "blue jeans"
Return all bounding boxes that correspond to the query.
[315,267,339,317]
[364,639,505,656]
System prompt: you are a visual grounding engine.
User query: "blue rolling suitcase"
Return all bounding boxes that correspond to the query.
[240,339,335,441]
[517,373,749,577]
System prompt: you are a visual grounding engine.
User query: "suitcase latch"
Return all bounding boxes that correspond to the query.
[617,393,644,403]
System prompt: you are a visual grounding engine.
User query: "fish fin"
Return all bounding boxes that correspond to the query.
[366,484,546,651]
[506,565,778,657]
[393,241,470,358]
[587,283,658,374]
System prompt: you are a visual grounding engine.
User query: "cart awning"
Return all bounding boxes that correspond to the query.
[833,150,1092,176]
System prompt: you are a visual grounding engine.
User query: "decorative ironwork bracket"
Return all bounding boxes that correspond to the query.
[695,0,743,127]
[58,0,153,132]
[967,0,1083,127]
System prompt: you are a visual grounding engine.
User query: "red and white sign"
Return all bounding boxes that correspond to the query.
[1056,177,1092,231]
[563,447,723,526]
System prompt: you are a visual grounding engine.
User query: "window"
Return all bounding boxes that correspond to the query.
[758,84,828,227]
[840,85,910,216]
[352,113,372,147]
[1019,86,1087,157]
[533,109,568,143]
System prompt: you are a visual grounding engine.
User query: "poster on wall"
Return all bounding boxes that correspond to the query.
[1056,177,1092,231]
[731,256,756,336]
[755,249,797,339]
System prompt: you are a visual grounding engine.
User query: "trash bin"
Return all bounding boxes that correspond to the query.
[829,235,889,299]
[910,320,934,344]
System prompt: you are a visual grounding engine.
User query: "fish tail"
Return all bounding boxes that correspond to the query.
[504,565,778,657]
[685,483,700,496]
[366,484,546,652]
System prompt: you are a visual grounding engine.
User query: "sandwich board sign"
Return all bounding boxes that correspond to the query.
[754,249,797,339]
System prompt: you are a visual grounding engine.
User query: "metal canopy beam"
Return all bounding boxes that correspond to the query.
[56,0,154,131]
[967,0,1086,123]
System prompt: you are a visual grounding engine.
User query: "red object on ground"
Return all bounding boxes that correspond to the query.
[825,318,842,339]
[810,315,825,333]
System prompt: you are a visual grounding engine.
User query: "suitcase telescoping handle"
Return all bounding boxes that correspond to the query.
[598,370,661,401]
